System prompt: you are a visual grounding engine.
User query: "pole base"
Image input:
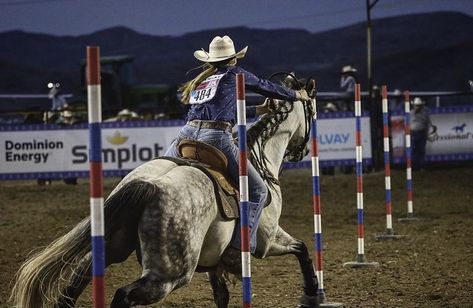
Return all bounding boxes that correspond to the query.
[320,302,345,307]
[375,233,405,241]
[398,214,421,223]
[343,254,379,268]
[298,294,320,308]
[375,229,406,241]
[317,290,344,308]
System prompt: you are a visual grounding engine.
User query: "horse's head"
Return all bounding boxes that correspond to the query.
[281,76,315,162]
[247,74,315,185]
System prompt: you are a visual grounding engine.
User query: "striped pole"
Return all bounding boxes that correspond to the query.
[399,91,420,222]
[310,82,343,307]
[87,46,105,308]
[236,73,251,307]
[376,86,405,240]
[343,84,379,268]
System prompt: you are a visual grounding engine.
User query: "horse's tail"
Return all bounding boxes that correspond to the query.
[10,179,159,308]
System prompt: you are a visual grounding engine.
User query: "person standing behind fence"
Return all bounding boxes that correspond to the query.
[410,97,431,170]
[339,65,358,111]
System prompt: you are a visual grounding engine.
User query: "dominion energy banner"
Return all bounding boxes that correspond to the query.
[0,116,371,180]
[0,121,181,180]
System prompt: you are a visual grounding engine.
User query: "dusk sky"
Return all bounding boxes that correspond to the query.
[0,0,472,36]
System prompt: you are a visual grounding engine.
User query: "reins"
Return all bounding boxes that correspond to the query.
[247,73,315,187]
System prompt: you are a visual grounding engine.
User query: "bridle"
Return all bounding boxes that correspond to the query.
[247,73,315,186]
[268,72,315,162]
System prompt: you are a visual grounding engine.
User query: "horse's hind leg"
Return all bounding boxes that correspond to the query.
[261,226,320,307]
[208,270,230,308]
[57,229,137,307]
[56,255,92,308]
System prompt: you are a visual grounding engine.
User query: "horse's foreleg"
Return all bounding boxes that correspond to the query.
[111,271,174,308]
[261,226,320,308]
[208,269,230,308]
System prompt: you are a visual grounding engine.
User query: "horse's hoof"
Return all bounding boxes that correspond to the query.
[111,288,132,308]
[298,294,320,308]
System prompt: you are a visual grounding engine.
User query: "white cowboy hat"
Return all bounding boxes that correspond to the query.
[341,65,357,74]
[194,35,248,63]
[118,109,132,116]
[412,97,425,106]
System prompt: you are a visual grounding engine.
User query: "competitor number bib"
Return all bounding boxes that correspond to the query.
[189,73,225,104]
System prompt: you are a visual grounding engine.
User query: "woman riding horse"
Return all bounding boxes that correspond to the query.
[11,36,320,308]
[165,35,311,254]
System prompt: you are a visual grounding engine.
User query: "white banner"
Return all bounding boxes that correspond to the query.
[0,117,371,179]
[316,117,371,161]
[391,108,473,162]
[1,124,180,178]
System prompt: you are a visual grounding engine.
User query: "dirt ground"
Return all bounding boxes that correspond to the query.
[1,166,472,307]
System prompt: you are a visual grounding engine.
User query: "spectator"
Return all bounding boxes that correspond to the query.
[117,109,139,121]
[410,97,431,170]
[339,65,358,111]
[48,82,68,111]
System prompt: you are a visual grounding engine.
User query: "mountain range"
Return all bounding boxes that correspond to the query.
[0,12,472,94]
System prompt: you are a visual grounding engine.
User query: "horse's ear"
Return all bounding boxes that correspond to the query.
[307,79,317,98]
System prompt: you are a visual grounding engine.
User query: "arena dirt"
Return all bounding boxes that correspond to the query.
[1,167,472,307]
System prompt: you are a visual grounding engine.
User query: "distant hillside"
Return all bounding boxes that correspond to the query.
[0,12,472,93]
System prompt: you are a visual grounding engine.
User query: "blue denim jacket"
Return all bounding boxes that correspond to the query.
[186,66,297,125]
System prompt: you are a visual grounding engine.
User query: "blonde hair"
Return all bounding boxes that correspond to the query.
[180,58,237,104]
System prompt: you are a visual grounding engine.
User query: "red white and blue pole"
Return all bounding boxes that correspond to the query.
[343,84,378,268]
[310,82,343,307]
[87,46,105,308]
[236,73,251,307]
[399,91,419,222]
[376,86,404,239]
[310,82,324,295]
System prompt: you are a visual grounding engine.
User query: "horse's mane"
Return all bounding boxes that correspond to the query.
[247,99,294,186]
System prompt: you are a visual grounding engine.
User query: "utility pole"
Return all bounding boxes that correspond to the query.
[366,0,380,170]
[366,0,379,103]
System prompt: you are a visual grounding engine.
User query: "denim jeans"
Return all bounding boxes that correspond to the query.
[411,130,427,171]
[165,124,268,253]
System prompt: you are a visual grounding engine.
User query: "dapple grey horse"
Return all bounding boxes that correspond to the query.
[11,94,320,307]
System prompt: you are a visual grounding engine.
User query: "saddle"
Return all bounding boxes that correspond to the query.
[160,140,240,221]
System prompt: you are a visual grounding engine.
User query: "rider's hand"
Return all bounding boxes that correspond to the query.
[256,98,271,115]
[295,89,311,102]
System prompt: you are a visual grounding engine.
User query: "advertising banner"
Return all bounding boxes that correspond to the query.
[391,106,473,163]
[293,113,372,167]
[1,115,372,180]
[1,121,181,180]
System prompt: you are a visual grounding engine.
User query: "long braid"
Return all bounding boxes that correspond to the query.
[247,100,293,186]
[180,58,237,104]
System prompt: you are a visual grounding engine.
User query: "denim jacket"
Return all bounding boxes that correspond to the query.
[186,66,297,125]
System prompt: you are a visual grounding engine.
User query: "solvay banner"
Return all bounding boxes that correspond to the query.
[315,113,371,163]
[0,115,371,180]
[285,111,372,169]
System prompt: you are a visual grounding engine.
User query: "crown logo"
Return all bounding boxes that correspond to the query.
[106,131,128,145]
